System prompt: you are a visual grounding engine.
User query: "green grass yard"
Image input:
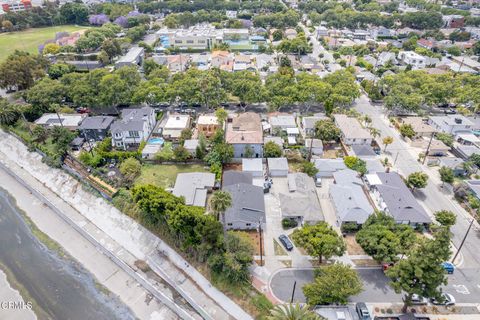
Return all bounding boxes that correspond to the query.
[135,164,211,189]
[0,25,91,61]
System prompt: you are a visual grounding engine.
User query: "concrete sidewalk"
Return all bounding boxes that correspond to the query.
[0,130,251,320]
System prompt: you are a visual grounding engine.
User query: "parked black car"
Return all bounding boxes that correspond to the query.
[278,235,294,251]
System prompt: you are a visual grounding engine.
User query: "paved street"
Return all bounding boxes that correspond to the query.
[354,95,480,269]
[270,268,480,304]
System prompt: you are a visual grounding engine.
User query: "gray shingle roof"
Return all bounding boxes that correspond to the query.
[280,173,323,223]
[172,172,215,207]
[111,107,154,134]
[79,116,115,130]
[375,172,431,224]
[330,169,373,224]
[224,183,265,224]
[223,171,253,187]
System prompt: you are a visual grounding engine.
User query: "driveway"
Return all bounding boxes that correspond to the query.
[263,177,313,270]
[315,178,340,233]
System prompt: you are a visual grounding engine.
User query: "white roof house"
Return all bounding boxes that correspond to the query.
[163,114,191,139]
[314,159,347,177]
[242,158,263,177]
[269,114,297,130]
[334,114,372,145]
[197,115,218,125]
[428,115,473,135]
[267,157,288,177]
[35,113,87,130]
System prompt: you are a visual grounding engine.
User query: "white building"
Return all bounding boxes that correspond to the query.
[111,107,156,150]
[334,114,372,145]
[34,113,87,131]
[428,115,474,135]
[398,51,426,69]
[162,114,191,140]
[115,46,144,68]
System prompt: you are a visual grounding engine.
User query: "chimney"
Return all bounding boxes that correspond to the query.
[454,118,462,124]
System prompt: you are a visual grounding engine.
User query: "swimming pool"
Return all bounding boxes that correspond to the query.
[148,137,165,145]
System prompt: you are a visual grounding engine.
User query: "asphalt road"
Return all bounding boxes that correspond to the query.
[270,268,480,304]
[354,95,480,269]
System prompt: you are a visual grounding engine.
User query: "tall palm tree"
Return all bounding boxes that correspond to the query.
[268,304,324,320]
[369,127,380,140]
[209,190,232,239]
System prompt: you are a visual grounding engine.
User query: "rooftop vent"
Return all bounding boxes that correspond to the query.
[454,118,462,124]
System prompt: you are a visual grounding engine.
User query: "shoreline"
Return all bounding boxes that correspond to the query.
[0,163,179,320]
[0,268,37,320]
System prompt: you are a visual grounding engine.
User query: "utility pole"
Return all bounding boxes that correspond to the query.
[451,211,477,263]
[423,132,435,165]
[308,136,314,162]
[258,220,263,267]
[290,280,297,303]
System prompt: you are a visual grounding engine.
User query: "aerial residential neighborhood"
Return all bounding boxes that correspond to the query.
[1,0,480,319]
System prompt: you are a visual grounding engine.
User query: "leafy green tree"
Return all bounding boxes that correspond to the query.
[32,125,49,143]
[155,143,174,161]
[264,141,283,158]
[209,190,232,238]
[386,227,451,312]
[243,144,254,158]
[436,132,454,147]
[439,166,454,186]
[205,142,233,165]
[303,263,362,305]
[226,71,265,106]
[59,2,89,24]
[434,210,456,227]
[268,303,324,320]
[292,222,346,263]
[215,107,228,126]
[174,145,191,162]
[48,63,75,80]
[132,184,223,261]
[26,78,65,113]
[101,38,122,62]
[343,156,367,175]
[208,231,253,284]
[179,128,193,142]
[300,161,318,177]
[399,123,416,139]
[119,157,141,183]
[314,119,341,142]
[195,133,207,160]
[272,30,284,41]
[356,212,415,263]
[50,126,75,156]
[0,99,20,125]
[0,51,48,91]
[407,172,429,190]
[296,73,332,109]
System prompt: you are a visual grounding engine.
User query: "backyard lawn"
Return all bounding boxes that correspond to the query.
[135,164,211,188]
[0,25,91,61]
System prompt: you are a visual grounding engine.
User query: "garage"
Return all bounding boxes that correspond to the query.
[267,157,289,177]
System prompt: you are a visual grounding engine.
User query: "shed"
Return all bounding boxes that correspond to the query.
[70,137,84,151]
[305,138,323,156]
[242,158,263,177]
[141,144,162,159]
[267,157,289,177]
[184,139,199,154]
